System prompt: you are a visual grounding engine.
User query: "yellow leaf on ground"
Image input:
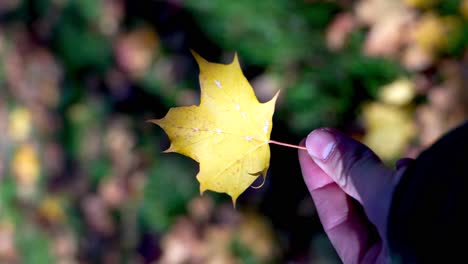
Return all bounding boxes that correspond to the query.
[378,78,415,106]
[362,102,416,160]
[150,51,278,204]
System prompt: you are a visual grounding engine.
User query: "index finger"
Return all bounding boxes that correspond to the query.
[299,146,381,263]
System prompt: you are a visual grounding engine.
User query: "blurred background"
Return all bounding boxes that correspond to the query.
[0,0,468,263]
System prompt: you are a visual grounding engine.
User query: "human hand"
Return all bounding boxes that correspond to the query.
[298,128,411,264]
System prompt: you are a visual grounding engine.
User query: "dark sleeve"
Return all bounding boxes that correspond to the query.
[388,120,468,263]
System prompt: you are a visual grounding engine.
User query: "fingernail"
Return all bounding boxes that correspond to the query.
[306,129,335,160]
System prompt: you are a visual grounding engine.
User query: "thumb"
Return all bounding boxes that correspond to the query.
[305,128,399,234]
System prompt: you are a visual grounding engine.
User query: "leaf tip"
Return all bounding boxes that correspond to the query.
[190,49,208,70]
[147,119,162,126]
[271,90,280,102]
[189,49,199,58]
[262,90,280,111]
[231,196,237,208]
[231,52,241,69]
[162,145,175,153]
[199,184,206,196]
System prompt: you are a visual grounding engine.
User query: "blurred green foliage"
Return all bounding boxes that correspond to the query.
[140,155,197,232]
[186,0,332,66]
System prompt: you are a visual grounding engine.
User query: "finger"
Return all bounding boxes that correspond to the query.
[313,184,382,264]
[299,139,334,191]
[395,157,414,170]
[299,149,380,263]
[304,128,397,236]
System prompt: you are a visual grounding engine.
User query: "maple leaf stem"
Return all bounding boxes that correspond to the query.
[268,140,307,150]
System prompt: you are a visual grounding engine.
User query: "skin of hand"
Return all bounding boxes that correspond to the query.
[298,128,410,264]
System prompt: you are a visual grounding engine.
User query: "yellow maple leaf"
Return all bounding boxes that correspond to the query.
[150,51,279,204]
